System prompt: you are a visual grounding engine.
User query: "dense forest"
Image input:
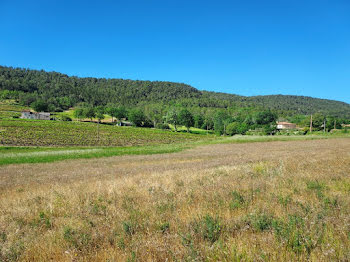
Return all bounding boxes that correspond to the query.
[1,66,350,118]
[1,65,350,135]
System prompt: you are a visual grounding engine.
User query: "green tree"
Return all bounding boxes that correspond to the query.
[105,104,121,123]
[204,110,215,132]
[84,107,96,121]
[255,110,278,125]
[144,104,164,127]
[73,108,85,121]
[115,106,128,120]
[226,122,249,135]
[193,114,204,129]
[309,113,325,131]
[178,108,194,132]
[128,109,146,127]
[214,110,231,135]
[95,106,105,123]
[166,107,180,131]
[31,99,49,112]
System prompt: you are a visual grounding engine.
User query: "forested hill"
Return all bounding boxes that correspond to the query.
[247,95,350,117]
[201,92,350,117]
[1,65,350,118]
[0,66,201,105]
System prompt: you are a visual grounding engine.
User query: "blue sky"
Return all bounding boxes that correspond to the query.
[1,0,350,103]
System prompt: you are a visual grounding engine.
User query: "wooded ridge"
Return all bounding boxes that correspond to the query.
[1,65,350,118]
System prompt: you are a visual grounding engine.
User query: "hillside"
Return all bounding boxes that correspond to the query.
[1,65,350,118]
[202,92,350,117]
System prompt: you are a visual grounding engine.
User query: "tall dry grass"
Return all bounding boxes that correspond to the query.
[0,139,349,261]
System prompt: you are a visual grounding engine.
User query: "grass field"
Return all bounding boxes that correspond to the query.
[0,138,349,261]
[1,134,348,166]
[0,144,193,166]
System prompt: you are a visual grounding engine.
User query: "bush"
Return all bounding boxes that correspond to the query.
[31,99,49,112]
[229,190,245,209]
[56,114,72,121]
[61,115,72,121]
[155,123,169,130]
[190,214,222,243]
[272,215,319,255]
[246,213,274,232]
[226,122,249,135]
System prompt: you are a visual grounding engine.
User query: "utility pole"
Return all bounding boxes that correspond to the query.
[323,118,326,133]
[334,120,336,130]
[97,121,100,145]
[310,114,313,133]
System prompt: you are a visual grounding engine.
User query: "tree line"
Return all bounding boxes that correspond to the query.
[1,66,350,118]
[62,103,281,135]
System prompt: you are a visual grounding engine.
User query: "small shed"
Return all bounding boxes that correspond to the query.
[277,121,297,130]
[21,111,51,120]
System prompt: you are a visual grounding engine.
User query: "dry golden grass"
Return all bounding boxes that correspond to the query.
[0,139,350,261]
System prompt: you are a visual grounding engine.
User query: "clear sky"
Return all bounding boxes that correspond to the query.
[1,0,349,103]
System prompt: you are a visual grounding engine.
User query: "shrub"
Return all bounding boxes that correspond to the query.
[61,115,72,121]
[159,222,170,233]
[155,123,169,130]
[229,190,245,209]
[202,215,222,243]
[246,213,273,232]
[226,122,249,135]
[122,221,135,236]
[272,215,319,255]
[31,99,49,112]
[191,215,222,244]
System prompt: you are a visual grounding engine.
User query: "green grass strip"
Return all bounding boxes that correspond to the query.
[1,134,349,166]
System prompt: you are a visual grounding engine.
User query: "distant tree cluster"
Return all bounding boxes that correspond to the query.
[69,103,282,135]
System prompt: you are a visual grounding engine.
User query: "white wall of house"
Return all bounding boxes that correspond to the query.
[21,112,50,120]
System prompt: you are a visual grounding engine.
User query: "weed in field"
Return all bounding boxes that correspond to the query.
[272,214,324,256]
[63,226,92,250]
[158,222,170,234]
[246,212,274,232]
[34,211,52,229]
[229,190,245,209]
[175,179,185,187]
[122,221,136,236]
[322,196,339,210]
[127,251,136,262]
[4,241,24,262]
[0,231,6,242]
[306,180,326,199]
[278,194,292,208]
[117,237,126,250]
[190,214,222,244]
[90,198,107,216]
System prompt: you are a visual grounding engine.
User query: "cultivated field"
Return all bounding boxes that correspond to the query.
[0,120,204,147]
[0,138,349,261]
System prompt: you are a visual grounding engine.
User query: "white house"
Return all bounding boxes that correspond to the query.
[277,121,297,130]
